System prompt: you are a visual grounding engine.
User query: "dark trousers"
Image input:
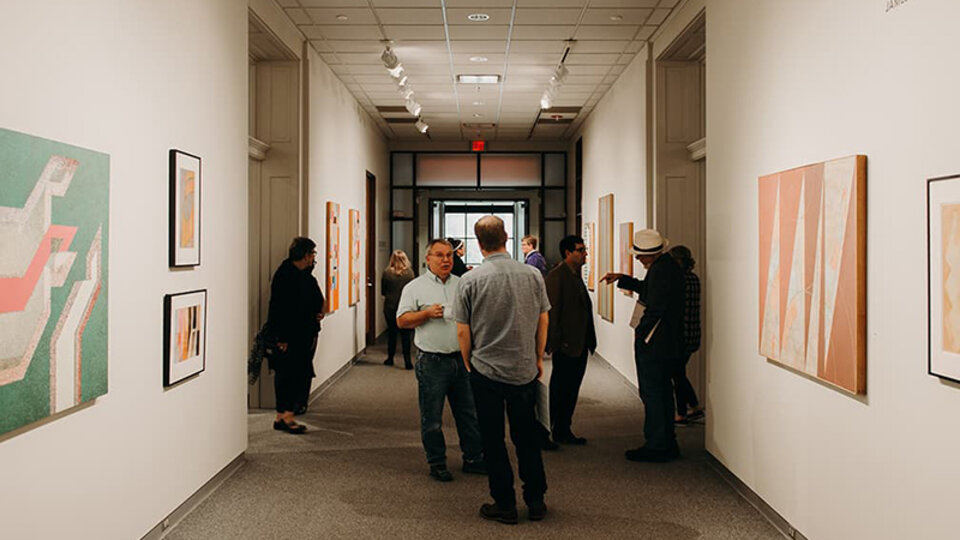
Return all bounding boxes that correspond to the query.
[384,307,412,365]
[415,352,484,466]
[273,339,316,414]
[549,350,588,437]
[634,340,677,451]
[470,370,547,509]
[672,352,699,416]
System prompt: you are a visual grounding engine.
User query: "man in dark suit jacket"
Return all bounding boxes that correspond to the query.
[601,229,684,462]
[545,235,597,445]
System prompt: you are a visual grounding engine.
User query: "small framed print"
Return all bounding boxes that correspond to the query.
[928,174,960,383]
[169,149,201,267]
[163,289,207,387]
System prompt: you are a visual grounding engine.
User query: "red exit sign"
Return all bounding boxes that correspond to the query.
[471,140,485,152]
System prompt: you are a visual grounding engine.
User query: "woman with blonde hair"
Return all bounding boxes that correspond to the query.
[381,250,415,369]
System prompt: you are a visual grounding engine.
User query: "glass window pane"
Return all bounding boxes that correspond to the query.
[444,212,466,238]
[417,154,477,186]
[543,220,567,268]
[392,221,414,265]
[392,189,413,218]
[506,238,515,259]
[480,154,541,186]
[544,189,566,219]
[465,239,483,266]
[495,213,514,237]
[467,213,485,235]
[544,153,565,186]
[393,153,414,186]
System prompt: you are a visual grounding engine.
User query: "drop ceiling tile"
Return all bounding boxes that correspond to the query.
[377,8,444,25]
[305,8,377,25]
[285,8,312,25]
[449,40,508,53]
[646,8,672,25]
[507,52,562,64]
[617,53,637,64]
[565,65,613,76]
[383,25,446,40]
[505,64,554,75]
[581,8,653,25]
[324,40,384,52]
[410,75,455,85]
[338,64,389,74]
[569,40,629,54]
[447,25,510,40]
[410,84,457,93]
[574,25,640,40]
[445,0,516,7]
[362,83,404,92]
[310,25,382,39]
[400,64,452,75]
[309,39,333,52]
[517,0,587,7]
[453,53,507,65]
[602,75,618,84]
[372,0,439,5]
[565,75,605,84]
[564,53,620,65]
[635,26,657,41]
[624,40,645,53]
[508,40,565,53]
[352,74,397,84]
[333,52,383,64]
[514,9,582,25]
[591,0,658,7]
[511,26,576,40]
[300,0,368,6]
[608,65,626,75]
[319,53,341,64]
[276,0,304,6]
[445,8,514,25]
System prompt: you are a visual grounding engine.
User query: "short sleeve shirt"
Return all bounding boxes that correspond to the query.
[454,252,551,385]
[396,270,460,354]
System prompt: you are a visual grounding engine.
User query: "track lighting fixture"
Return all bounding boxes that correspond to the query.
[405,96,421,117]
[415,118,429,133]
[381,47,399,70]
[540,93,552,110]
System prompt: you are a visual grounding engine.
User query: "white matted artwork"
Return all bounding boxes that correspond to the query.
[169,149,201,267]
[164,289,207,387]
[929,174,960,382]
[598,194,614,322]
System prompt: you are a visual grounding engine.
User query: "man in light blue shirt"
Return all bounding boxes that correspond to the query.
[398,238,485,482]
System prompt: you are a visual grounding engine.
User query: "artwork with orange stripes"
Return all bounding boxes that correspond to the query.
[326,202,340,313]
[163,290,206,387]
[758,155,866,395]
[0,128,110,435]
[928,174,960,383]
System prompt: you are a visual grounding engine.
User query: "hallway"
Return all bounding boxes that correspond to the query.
[167,344,780,539]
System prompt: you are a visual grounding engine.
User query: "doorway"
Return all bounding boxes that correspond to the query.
[430,200,528,263]
[365,171,376,346]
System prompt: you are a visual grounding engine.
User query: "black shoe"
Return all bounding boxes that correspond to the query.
[625,446,678,462]
[384,358,394,366]
[429,464,453,482]
[527,501,547,521]
[462,460,487,475]
[554,432,587,445]
[404,362,413,370]
[479,503,518,524]
[294,405,307,416]
[273,420,306,434]
[540,438,559,451]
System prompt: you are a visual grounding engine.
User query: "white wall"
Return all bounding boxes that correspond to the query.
[707,1,960,539]
[0,1,248,539]
[568,48,650,385]
[305,46,389,386]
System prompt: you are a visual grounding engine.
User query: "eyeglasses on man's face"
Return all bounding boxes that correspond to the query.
[574,246,587,253]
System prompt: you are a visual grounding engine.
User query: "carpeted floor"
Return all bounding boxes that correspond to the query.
[165,344,783,539]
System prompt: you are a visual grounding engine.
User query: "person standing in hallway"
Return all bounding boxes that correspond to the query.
[600,229,684,462]
[267,237,325,434]
[397,239,486,482]
[381,250,415,370]
[448,237,469,277]
[455,216,551,524]
[545,235,597,446]
[521,235,548,276]
[668,245,703,424]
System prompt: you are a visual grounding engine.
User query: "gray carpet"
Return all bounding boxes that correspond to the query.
[166,345,782,539]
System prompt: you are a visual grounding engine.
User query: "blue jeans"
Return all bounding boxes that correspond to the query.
[415,351,484,466]
[634,339,677,451]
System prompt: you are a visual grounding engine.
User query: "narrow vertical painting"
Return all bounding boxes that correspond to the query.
[598,194,614,322]
[928,174,960,382]
[758,155,866,395]
[169,150,201,267]
[0,127,109,436]
[163,289,207,386]
[583,222,595,291]
[619,222,634,297]
[326,202,340,313]
[348,209,361,306]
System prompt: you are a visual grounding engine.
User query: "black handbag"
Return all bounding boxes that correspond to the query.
[247,323,279,385]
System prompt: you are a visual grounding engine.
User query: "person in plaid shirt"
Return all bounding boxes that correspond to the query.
[669,245,704,424]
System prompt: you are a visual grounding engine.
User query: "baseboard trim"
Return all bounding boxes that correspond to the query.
[591,351,801,540]
[141,453,246,540]
[306,352,359,406]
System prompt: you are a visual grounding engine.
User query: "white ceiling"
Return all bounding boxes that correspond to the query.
[272,0,680,141]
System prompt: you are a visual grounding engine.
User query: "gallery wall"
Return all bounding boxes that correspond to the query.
[707,1,960,539]
[567,48,651,385]
[0,1,249,538]
[305,46,389,386]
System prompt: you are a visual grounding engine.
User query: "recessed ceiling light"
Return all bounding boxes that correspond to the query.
[336,14,349,21]
[609,15,624,21]
[469,56,489,63]
[457,74,500,84]
[472,101,485,106]
[473,113,484,118]
[467,13,490,22]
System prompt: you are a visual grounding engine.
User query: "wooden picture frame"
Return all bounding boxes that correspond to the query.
[928,174,960,383]
[169,149,201,267]
[163,289,207,387]
[326,202,340,313]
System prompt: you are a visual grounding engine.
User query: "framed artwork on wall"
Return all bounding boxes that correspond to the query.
[163,289,207,387]
[598,194,614,322]
[169,149,201,267]
[928,174,960,383]
[326,201,340,313]
[619,222,634,297]
[0,127,110,437]
[758,155,866,395]
[349,209,361,306]
[583,222,595,291]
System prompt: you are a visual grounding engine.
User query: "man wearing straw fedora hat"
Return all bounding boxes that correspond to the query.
[600,229,685,462]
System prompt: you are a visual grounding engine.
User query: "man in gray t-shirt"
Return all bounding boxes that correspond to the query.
[455,215,551,524]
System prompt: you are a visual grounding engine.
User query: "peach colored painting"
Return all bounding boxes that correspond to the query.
[758,155,866,394]
[942,204,960,354]
[619,222,634,297]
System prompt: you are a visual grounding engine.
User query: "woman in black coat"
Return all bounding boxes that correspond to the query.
[266,237,325,434]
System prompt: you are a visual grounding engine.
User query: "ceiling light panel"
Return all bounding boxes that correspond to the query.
[457,74,501,84]
[514,9,582,25]
[446,8,513,24]
[443,0,515,8]
[581,8,653,25]
[574,25,641,40]
[376,8,445,25]
[305,8,376,25]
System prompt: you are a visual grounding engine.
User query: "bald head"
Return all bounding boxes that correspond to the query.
[475,215,508,252]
